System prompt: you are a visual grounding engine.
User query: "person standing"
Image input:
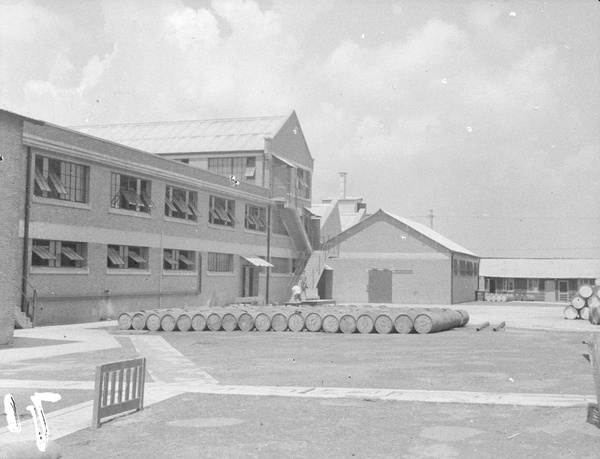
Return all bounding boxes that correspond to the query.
[291,284,302,302]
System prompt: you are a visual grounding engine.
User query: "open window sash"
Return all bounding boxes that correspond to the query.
[47,168,68,196]
[61,246,84,261]
[164,195,178,212]
[178,253,194,266]
[214,205,231,223]
[163,252,178,266]
[34,167,53,193]
[244,167,256,178]
[32,245,57,260]
[172,192,192,215]
[140,191,155,209]
[119,188,145,207]
[187,200,201,218]
[127,250,146,264]
[107,248,125,266]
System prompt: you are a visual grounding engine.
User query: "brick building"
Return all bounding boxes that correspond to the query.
[0,109,315,344]
[321,210,480,304]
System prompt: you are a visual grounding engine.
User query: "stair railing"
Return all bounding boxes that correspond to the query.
[17,270,37,326]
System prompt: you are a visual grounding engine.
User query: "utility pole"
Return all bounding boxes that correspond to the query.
[428,209,434,229]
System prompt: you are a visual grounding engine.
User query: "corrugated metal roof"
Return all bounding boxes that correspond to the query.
[479,258,600,278]
[383,211,476,256]
[70,115,288,154]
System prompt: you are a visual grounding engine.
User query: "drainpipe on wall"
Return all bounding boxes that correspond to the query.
[266,204,271,304]
[450,253,454,305]
[158,230,163,309]
[21,146,32,316]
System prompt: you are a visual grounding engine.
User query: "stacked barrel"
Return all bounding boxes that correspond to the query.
[485,293,535,302]
[564,281,600,325]
[117,305,470,335]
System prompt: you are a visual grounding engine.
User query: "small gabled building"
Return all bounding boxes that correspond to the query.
[321,209,480,305]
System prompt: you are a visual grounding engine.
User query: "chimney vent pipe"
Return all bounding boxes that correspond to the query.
[339,172,347,199]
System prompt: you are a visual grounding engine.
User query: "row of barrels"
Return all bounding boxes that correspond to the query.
[564,284,600,325]
[117,306,470,335]
[485,293,535,302]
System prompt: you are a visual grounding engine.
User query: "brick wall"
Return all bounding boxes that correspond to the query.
[0,112,26,345]
[17,120,299,325]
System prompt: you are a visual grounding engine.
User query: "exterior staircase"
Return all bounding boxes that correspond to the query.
[299,250,329,300]
[279,207,312,252]
[14,306,32,329]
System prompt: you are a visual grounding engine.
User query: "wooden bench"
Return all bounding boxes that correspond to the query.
[586,333,600,429]
[92,357,146,428]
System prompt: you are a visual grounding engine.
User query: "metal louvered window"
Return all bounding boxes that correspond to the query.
[110,173,153,213]
[163,249,196,271]
[209,196,236,227]
[34,155,89,203]
[245,204,267,232]
[207,252,233,272]
[107,245,149,269]
[165,186,199,221]
[31,239,86,268]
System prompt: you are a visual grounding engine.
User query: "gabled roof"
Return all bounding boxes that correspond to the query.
[382,211,476,256]
[479,258,600,278]
[323,209,476,257]
[70,114,289,154]
[340,209,367,232]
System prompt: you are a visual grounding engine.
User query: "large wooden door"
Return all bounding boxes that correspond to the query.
[368,269,393,303]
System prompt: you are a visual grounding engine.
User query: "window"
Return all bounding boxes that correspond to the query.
[208,157,255,182]
[459,260,467,276]
[245,204,267,232]
[508,278,514,291]
[527,278,539,292]
[165,186,199,221]
[207,252,233,272]
[467,261,473,276]
[453,259,459,276]
[31,239,86,268]
[474,262,479,277]
[271,257,291,274]
[34,155,89,203]
[110,173,153,213]
[514,278,527,290]
[209,196,236,227]
[297,168,311,199]
[107,245,149,269]
[163,249,196,271]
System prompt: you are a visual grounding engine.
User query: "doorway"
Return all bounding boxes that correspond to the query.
[368,269,393,303]
[242,265,259,297]
[558,280,569,302]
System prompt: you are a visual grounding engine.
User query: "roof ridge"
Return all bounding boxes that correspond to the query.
[69,114,287,128]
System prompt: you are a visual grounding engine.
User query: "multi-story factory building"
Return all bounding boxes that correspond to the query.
[1,109,315,345]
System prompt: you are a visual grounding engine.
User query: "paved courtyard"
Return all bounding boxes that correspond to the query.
[1,303,599,458]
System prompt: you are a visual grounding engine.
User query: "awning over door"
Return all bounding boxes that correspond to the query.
[241,256,274,268]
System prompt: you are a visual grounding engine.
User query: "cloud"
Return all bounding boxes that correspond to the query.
[319,19,466,107]
[165,6,220,52]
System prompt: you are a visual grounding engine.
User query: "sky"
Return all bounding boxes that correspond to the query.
[1,0,599,259]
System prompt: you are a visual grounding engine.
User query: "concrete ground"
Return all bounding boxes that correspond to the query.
[1,303,599,458]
